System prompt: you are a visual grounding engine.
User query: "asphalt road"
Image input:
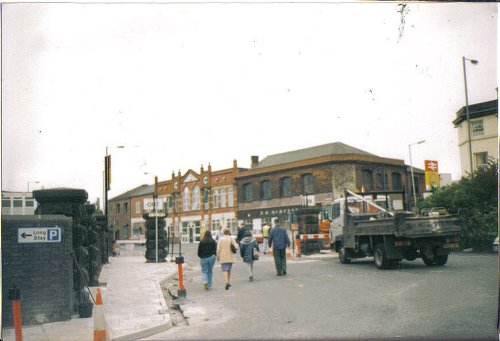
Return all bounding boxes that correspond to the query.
[143,244,498,340]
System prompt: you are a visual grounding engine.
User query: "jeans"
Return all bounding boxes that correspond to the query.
[262,238,269,253]
[273,248,287,275]
[200,255,216,287]
[245,261,254,277]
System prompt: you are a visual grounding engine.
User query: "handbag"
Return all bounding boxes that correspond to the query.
[252,246,259,260]
[230,240,237,254]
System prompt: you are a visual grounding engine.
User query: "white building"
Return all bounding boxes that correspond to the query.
[453,99,498,176]
[2,191,38,215]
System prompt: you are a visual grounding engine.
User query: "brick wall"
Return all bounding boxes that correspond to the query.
[2,215,74,326]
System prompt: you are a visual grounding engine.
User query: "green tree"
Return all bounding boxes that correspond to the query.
[417,159,498,251]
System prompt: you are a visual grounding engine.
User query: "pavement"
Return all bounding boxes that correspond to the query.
[2,245,336,341]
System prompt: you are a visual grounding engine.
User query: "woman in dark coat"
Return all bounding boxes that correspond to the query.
[197,230,217,289]
[239,229,259,281]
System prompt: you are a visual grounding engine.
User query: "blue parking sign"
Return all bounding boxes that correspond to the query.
[47,228,61,241]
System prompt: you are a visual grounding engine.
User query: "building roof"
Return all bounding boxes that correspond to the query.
[453,99,498,126]
[109,184,154,202]
[252,141,377,169]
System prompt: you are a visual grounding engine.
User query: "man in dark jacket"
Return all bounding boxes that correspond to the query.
[236,222,250,245]
[268,218,290,276]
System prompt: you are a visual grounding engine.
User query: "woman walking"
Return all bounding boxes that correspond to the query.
[216,228,239,290]
[239,229,259,281]
[197,230,217,290]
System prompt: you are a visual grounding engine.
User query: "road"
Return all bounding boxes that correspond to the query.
[143,244,498,340]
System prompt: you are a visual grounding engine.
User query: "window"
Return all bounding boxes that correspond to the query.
[376,172,388,190]
[301,174,314,195]
[13,197,23,208]
[182,187,190,211]
[204,189,210,209]
[227,218,237,234]
[213,189,219,208]
[168,194,173,209]
[116,203,121,214]
[362,170,373,191]
[25,199,34,207]
[280,177,292,197]
[227,187,234,207]
[260,180,271,200]
[392,172,402,190]
[124,203,128,213]
[211,219,221,231]
[135,201,141,214]
[192,186,201,210]
[474,152,488,170]
[2,198,11,207]
[243,183,253,202]
[412,177,420,194]
[220,188,226,208]
[471,120,484,137]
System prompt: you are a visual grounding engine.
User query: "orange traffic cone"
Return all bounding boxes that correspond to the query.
[94,288,107,341]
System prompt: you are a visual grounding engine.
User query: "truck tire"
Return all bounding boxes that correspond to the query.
[374,244,390,269]
[434,255,448,266]
[338,247,351,264]
[422,256,435,266]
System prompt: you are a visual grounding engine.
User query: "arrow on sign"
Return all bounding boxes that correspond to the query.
[21,233,32,238]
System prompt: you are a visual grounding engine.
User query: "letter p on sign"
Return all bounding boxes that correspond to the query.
[48,228,60,241]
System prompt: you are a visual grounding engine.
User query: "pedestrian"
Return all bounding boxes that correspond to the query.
[216,228,239,289]
[262,222,271,254]
[268,218,291,276]
[215,225,224,242]
[239,229,259,281]
[236,222,249,245]
[197,230,217,290]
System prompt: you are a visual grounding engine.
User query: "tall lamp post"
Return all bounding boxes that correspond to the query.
[104,145,125,217]
[462,56,479,175]
[27,181,40,192]
[408,140,425,211]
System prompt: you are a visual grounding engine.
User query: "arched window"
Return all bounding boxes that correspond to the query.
[243,183,253,202]
[260,180,271,200]
[280,177,292,197]
[301,174,314,194]
[182,187,190,211]
[392,172,402,190]
[192,186,200,210]
[362,170,373,191]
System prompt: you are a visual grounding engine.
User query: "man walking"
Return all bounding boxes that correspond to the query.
[262,222,271,254]
[268,218,290,276]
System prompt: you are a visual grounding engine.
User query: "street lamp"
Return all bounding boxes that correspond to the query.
[27,181,40,192]
[462,56,479,175]
[408,140,425,211]
[104,145,125,217]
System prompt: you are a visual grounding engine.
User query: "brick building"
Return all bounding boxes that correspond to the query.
[153,161,244,243]
[235,142,424,228]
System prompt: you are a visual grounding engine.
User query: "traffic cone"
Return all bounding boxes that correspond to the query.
[93,288,107,341]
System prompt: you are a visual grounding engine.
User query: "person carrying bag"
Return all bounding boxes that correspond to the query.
[239,229,260,281]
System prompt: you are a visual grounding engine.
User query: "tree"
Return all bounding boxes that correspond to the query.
[417,159,498,251]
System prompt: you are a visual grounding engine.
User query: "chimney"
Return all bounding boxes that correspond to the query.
[251,155,259,168]
[233,159,237,169]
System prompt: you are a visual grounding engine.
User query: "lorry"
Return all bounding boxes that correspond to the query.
[328,189,465,269]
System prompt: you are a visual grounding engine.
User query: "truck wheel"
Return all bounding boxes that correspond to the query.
[374,244,389,269]
[434,255,448,266]
[422,256,435,266]
[338,247,351,264]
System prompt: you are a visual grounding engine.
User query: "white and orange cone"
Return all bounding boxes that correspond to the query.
[93,288,107,341]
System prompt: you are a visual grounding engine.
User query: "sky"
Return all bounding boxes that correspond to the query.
[2,2,498,206]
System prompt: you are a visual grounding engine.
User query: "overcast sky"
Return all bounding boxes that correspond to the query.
[2,2,497,205]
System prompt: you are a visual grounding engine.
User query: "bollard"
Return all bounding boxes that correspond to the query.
[9,286,22,341]
[175,256,187,297]
[295,238,301,257]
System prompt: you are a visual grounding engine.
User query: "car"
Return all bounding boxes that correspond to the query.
[493,237,498,253]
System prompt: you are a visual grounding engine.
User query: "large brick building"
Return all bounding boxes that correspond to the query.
[235,142,424,228]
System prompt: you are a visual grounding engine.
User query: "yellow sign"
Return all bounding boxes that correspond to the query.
[424,160,440,190]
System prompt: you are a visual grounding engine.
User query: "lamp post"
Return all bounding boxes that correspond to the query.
[462,56,479,175]
[408,140,425,211]
[104,145,125,217]
[27,181,40,192]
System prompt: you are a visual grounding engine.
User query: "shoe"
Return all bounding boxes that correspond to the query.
[249,276,253,282]
[203,283,208,290]
[225,283,230,290]
[277,273,282,276]
[283,271,287,275]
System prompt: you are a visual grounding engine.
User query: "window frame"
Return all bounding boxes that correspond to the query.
[301,174,314,195]
[471,119,484,137]
[260,180,272,200]
[243,183,253,202]
[280,177,292,197]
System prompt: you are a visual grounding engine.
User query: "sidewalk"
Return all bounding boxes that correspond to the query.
[2,250,178,341]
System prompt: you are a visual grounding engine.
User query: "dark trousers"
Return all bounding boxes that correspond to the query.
[273,248,287,275]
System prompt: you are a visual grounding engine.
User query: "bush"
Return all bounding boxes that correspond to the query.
[418,159,498,251]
